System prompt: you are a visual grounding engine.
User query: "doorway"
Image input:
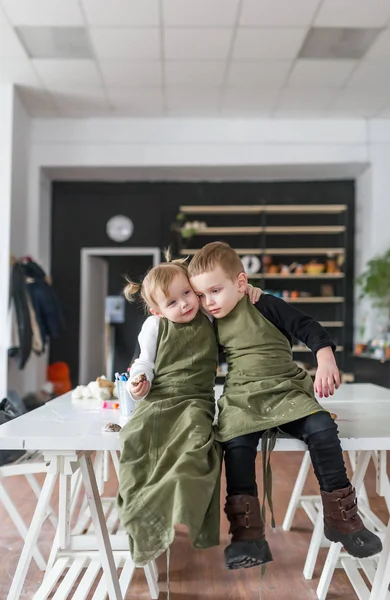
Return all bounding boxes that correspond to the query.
[79,247,160,384]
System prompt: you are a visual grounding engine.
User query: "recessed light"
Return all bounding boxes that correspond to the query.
[299,27,382,60]
[16,26,92,59]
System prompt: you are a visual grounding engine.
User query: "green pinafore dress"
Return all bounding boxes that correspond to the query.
[215,295,324,443]
[117,311,222,565]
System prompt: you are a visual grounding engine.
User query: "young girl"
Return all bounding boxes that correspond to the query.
[117,254,260,567]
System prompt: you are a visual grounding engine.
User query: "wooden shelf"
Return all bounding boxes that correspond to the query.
[265,226,345,234]
[184,226,345,236]
[285,297,344,303]
[182,248,264,255]
[180,204,347,215]
[293,345,344,352]
[259,273,344,279]
[180,205,263,214]
[264,205,347,214]
[264,248,345,255]
[182,248,345,256]
[183,226,263,235]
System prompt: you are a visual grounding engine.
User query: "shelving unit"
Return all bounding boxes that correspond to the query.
[176,201,350,374]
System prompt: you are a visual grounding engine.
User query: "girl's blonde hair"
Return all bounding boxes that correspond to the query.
[124,249,189,311]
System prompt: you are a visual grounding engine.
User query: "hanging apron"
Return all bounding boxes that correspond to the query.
[215,295,324,443]
[117,311,222,566]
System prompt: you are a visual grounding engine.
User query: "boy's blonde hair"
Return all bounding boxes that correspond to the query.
[188,242,244,281]
[124,249,189,311]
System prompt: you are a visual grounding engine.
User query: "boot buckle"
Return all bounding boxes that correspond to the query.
[245,502,250,528]
[341,509,348,521]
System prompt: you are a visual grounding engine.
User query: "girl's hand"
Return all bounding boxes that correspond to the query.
[130,379,151,401]
[246,284,262,304]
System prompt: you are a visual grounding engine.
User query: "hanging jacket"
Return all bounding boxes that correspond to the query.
[23,260,65,346]
[10,263,33,369]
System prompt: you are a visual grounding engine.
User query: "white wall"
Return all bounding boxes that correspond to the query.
[7,92,32,395]
[0,85,14,399]
[355,122,390,341]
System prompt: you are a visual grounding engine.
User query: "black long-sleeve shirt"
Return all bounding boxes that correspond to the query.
[252,293,336,355]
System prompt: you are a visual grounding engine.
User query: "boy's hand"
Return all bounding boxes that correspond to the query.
[130,379,151,401]
[246,284,262,304]
[314,347,340,398]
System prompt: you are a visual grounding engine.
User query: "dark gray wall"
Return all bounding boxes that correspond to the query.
[50,181,355,385]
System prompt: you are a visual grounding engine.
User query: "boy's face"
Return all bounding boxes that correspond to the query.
[190,266,247,319]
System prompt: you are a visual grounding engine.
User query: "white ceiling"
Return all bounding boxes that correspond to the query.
[1,0,390,119]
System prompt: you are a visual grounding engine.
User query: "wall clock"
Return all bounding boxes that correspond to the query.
[106,215,134,243]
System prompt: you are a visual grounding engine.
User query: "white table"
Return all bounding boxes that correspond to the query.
[216,383,390,600]
[0,393,159,600]
[1,384,390,599]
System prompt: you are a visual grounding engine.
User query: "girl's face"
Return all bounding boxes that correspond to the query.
[152,272,200,324]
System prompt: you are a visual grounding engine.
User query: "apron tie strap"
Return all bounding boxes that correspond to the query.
[261,428,277,530]
[166,546,171,600]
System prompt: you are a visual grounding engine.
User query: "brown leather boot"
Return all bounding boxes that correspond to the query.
[321,485,382,558]
[224,494,273,570]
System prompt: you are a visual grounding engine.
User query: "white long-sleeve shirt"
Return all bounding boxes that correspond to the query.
[126,315,159,401]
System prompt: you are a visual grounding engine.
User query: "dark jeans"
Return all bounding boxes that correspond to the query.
[222,411,350,497]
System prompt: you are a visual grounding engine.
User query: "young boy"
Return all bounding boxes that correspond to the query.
[189,241,382,570]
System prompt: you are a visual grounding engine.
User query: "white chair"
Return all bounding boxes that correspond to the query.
[282,449,386,580]
[45,450,159,600]
[0,451,58,571]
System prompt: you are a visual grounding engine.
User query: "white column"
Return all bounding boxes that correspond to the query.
[355,123,390,342]
[0,85,14,399]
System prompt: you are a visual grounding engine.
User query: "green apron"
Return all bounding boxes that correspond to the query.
[215,295,324,443]
[117,311,222,566]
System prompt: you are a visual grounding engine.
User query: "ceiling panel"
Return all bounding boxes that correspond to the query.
[165,61,226,85]
[277,87,337,110]
[222,87,280,112]
[0,22,27,57]
[51,87,109,112]
[90,28,160,59]
[366,29,390,60]
[0,58,40,85]
[166,86,220,110]
[346,61,390,89]
[108,88,164,114]
[163,0,239,27]
[0,6,10,26]
[100,61,162,87]
[288,59,357,86]
[233,28,307,59]
[240,0,321,27]
[315,0,390,28]
[329,87,390,115]
[164,28,232,60]
[82,0,159,27]
[2,0,83,27]
[33,59,102,87]
[227,60,291,86]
